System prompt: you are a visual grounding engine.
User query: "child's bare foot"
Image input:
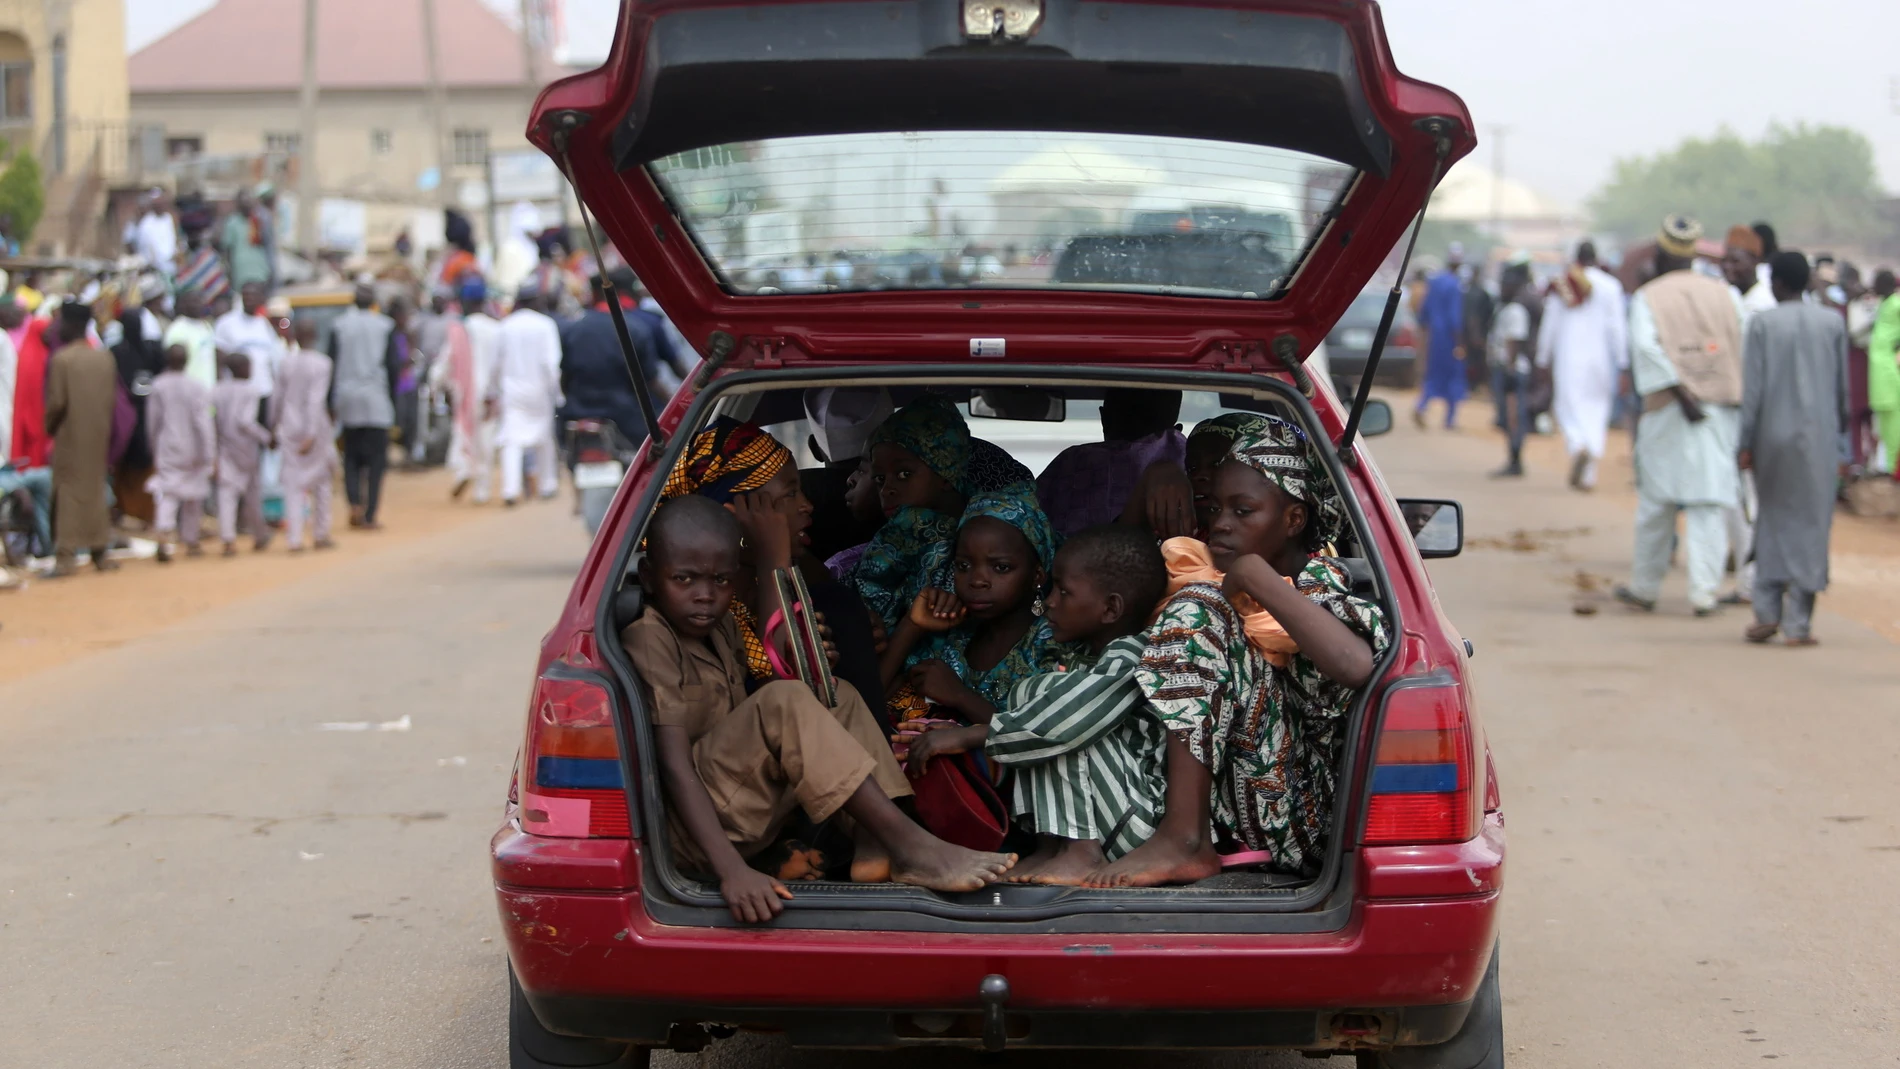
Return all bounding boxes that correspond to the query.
[850,836,892,883]
[1020,838,1106,886]
[1083,835,1220,888]
[1004,836,1063,883]
[889,841,1015,892]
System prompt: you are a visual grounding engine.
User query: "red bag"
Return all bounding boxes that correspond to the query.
[908,751,1007,852]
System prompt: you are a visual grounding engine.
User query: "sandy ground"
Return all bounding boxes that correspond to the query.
[1406,387,1900,643]
[2,411,1896,1068]
[0,467,559,685]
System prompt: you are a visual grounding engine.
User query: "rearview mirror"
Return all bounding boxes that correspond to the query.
[969,388,1066,422]
[1397,498,1463,559]
[1357,398,1394,438]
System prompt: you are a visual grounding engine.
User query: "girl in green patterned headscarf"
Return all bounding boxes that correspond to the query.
[851,395,974,630]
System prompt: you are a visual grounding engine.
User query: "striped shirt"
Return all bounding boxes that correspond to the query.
[990,636,1168,860]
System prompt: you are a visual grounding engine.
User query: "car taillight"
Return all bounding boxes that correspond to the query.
[518,675,630,838]
[1362,683,1480,845]
[1390,323,1417,350]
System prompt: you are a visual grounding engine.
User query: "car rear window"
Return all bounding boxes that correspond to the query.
[646,132,1355,301]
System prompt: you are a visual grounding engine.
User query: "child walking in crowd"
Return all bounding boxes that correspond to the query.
[621,495,1016,923]
[273,319,338,552]
[212,353,272,555]
[143,344,215,562]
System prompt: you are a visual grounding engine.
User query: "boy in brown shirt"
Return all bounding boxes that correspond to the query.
[621,495,1015,922]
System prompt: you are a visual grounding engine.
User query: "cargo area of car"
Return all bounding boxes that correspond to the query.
[580,367,1402,931]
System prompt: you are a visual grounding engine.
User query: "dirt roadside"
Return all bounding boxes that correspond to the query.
[1399,386,1900,643]
[0,468,564,685]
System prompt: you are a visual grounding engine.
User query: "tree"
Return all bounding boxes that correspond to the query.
[0,146,45,244]
[1588,124,1883,245]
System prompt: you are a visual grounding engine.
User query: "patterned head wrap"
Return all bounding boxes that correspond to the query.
[1225,417,1346,552]
[966,437,1034,495]
[868,395,971,492]
[956,485,1061,577]
[1188,411,1274,447]
[661,417,792,504]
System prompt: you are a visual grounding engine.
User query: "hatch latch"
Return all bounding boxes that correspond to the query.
[963,0,1042,40]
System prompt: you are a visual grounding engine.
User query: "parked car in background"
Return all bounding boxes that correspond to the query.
[1327,288,1420,395]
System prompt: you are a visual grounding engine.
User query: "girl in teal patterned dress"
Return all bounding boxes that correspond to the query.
[879,487,1077,769]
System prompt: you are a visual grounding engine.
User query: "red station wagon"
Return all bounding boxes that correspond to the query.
[493,1,1505,1066]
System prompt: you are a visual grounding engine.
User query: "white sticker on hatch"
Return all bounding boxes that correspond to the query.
[969,338,1006,358]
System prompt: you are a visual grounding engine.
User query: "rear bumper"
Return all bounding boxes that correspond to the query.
[494,815,1504,1049]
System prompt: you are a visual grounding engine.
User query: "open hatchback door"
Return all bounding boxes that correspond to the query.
[528,0,1474,375]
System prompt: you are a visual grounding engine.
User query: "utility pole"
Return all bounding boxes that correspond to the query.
[296,0,320,255]
[518,0,541,97]
[420,0,453,208]
[1486,124,1510,248]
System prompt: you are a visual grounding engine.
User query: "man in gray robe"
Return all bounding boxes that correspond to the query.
[1738,252,1850,646]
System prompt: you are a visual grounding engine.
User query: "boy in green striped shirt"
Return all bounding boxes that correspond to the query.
[988,525,1172,885]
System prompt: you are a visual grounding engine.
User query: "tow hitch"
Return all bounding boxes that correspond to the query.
[979,974,1011,1052]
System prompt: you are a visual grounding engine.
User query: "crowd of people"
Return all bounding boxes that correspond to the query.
[0,189,697,592]
[619,386,1387,917]
[1407,218,1898,645]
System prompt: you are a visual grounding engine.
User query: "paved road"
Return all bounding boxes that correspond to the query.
[4,413,1897,1068]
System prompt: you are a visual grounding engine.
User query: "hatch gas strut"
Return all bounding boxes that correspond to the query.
[1339,122,1455,466]
[547,111,667,452]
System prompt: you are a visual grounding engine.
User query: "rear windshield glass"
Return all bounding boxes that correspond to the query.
[646,132,1356,300]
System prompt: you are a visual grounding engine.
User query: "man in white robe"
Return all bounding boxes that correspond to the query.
[493,286,564,505]
[1536,242,1627,490]
[1616,216,1748,616]
[432,280,502,503]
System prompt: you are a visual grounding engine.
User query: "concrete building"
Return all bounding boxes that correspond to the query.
[130,0,552,255]
[0,0,131,253]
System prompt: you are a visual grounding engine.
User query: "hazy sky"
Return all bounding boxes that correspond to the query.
[127,0,1900,206]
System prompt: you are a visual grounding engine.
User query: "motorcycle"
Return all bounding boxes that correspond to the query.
[564,419,638,537]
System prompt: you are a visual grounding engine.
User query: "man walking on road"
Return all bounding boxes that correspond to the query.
[44,303,121,576]
[442,279,501,503]
[1537,242,1627,490]
[1738,252,1849,647]
[273,319,338,552]
[494,286,564,506]
[1487,258,1537,478]
[330,284,398,530]
[1869,270,1900,475]
[1616,217,1746,617]
[1415,243,1467,429]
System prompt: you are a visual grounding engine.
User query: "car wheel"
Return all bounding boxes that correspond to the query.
[1358,944,1502,1069]
[509,965,647,1069]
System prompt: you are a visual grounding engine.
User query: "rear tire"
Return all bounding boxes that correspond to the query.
[579,486,615,538]
[1359,943,1502,1069]
[509,965,647,1068]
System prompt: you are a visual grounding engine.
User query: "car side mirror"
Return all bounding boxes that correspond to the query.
[1398,498,1463,558]
[1357,398,1394,437]
[969,388,1065,422]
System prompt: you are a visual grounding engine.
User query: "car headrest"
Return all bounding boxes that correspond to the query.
[611,584,645,631]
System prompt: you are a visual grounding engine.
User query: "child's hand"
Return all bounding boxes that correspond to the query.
[1222,554,1281,601]
[907,588,966,632]
[729,491,793,566]
[719,866,793,923]
[1137,462,1196,539]
[815,612,839,668]
[905,723,982,777]
[907,659,971,710]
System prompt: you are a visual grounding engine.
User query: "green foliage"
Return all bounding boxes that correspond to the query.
[1588,123,1882,244]
[0,147,44,242]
